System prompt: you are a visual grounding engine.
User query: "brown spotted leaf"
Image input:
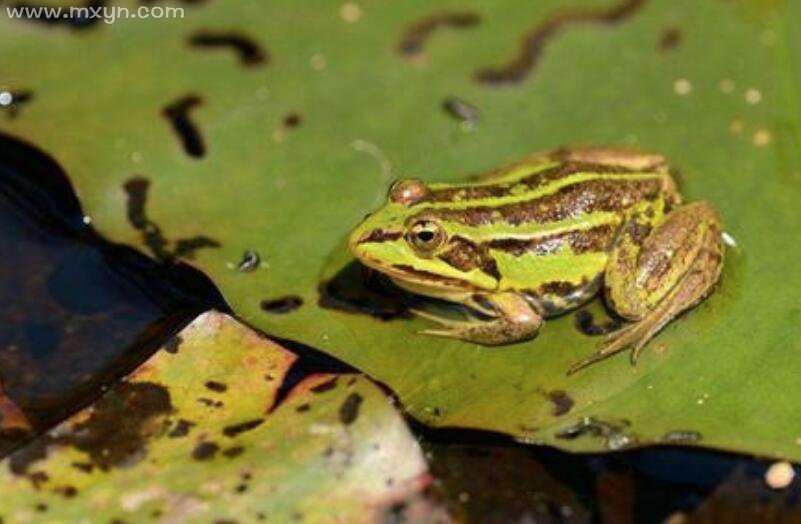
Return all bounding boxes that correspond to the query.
[0,383,32,457]
[0,312,449,523]
[0,384,31,434]
[0,380,32,438]
[1,0,801,459]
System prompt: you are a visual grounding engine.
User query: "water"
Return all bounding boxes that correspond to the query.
[0,132,222,456]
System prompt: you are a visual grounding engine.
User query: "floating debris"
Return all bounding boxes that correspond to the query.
[752,128,772,147]
[745,88,762,105]
[339,2,362,23]
[0,90,33,118]
[236,249,261,272]
[556,416,636,450]
[765,461,795,489]
[673,78,692,96]
[442,96,480,124]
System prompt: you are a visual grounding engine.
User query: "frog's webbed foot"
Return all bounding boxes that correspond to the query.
[412,292,543,346]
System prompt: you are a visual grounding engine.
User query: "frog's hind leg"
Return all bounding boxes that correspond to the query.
[568,202,723,374]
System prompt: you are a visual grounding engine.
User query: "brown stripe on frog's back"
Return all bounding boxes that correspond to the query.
[417,177,663,227]
[487,223,618,257]
[424,161,635,204]
[438,235,501,280]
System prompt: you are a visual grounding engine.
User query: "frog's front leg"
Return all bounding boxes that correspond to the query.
[414,292,543,346]
[569,202,723,374]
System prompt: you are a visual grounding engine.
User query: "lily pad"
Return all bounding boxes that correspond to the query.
[1,0,801,458]
[0,312,448,523]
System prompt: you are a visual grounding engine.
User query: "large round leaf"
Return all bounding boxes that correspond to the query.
[1,0,800,457]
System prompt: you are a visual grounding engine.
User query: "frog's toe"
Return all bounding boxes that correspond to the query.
[418,327,462,339]
[568,322,652,374]
[412,295,542,346]
[417,319,492,343]
[603,324,650,360]
[567,351,615,375]
[602,321,637,343]
[411,308,480,340]
[628,332,656,365]
[465,296,500,318]
[409,308,462,327]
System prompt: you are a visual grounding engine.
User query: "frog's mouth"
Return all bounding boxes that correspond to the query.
[355,252,474,293]
[349,226,483,293]
[387,264,473,290]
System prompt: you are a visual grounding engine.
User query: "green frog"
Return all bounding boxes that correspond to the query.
[348,148,723,373]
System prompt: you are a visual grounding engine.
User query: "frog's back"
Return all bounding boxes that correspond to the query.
[415,157,678,230]
[408,154,679,314]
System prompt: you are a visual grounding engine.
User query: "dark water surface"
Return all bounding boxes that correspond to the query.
[0,133,798,523]
[421,433,801,523]
[0,133,222,455]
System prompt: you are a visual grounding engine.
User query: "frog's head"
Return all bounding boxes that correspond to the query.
[348,179,498,296]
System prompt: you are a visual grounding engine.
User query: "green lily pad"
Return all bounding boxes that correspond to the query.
[2,0,801,458]
[0,312,448,523]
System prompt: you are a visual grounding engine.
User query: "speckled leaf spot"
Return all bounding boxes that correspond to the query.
[0,312,450,524]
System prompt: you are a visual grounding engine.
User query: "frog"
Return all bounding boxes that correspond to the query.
[347,148,724,373]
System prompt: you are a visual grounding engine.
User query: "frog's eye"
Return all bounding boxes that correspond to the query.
[407,219,445,255]
[389,178,430,206]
